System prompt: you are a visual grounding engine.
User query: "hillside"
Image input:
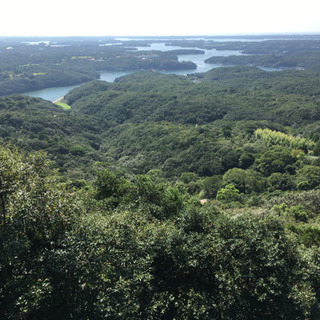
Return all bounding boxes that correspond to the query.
[66,69,320,127]
[0,95,110,180]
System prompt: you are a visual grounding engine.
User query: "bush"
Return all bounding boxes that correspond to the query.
[216,184,242,202]
[69,146,86,156]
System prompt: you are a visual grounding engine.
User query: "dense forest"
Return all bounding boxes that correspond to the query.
[1,36,320,319]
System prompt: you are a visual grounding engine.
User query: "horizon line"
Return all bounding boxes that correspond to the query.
[1,32,320,38]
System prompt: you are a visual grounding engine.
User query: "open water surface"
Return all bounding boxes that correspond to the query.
[24,71,133,101]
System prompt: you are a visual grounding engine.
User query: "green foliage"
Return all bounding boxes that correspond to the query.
[202,175,223,198]
[69,145,86,156]
[258,146,296,176]
[313,140,320,156]
[205,38,320,70]
[66,70,320,128]
[94,169,129,209]
[1,145,320,319]
[267,172,295,191]
[223,168,266,194]
[288,224,320,247]
[45,207,317,319]
[238,152,255,169]
[255,128,313,151]
[102,121,228,177]
[0,146,26,225]
[178,203,218,233]
[127,174,186,220]
[0,95,110,180]
[216,184,242,202]
[272,203,309,222]
[0,147,82,319]
[268,189,320,215]
[55,101,71,110]
[65,80,112,105]
[297,165,320,190]
[289,205,309,222]
[179,171,199,184]
[93,169,186,219]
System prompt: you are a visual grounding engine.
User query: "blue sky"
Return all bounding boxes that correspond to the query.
[1,0,320,36]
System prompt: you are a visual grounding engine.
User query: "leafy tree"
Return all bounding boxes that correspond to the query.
[268,189,320,215]
[0,148,82,319]
[128,174,186,220]
[258,146,296,176]
[180,172,199,184]
[255,128,313,151]
[69,145,86,156]
[0,146,25,225]
[297,165,320,190]
[94,169,127,200]
[202,175,223,199]
[238,152,255,169]
[223,168,266,194]
[313,140,320,156]
[216,184,242,202]
[267,172,295,191]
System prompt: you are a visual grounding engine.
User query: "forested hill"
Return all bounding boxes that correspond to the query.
[0,94,110,179]
[65,68,320,126]
[2,66,320,182]
[202,66,320,95]
[203,39,320,70]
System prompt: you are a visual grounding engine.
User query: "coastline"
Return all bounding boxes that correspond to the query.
[52,96,64,103]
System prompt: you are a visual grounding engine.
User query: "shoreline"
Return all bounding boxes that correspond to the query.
[52,96,64,103]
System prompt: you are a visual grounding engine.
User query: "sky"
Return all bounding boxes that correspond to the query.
[1,0,320,37]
